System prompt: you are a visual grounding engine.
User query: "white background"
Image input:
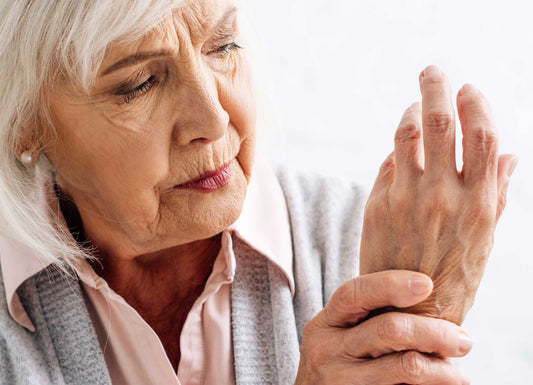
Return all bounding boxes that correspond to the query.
[247,0,533,383]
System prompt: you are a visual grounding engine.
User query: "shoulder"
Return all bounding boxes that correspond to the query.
[0,268,55,384]
[0,264,111,385]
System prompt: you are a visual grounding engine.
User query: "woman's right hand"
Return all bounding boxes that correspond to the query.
[295,270,472,384]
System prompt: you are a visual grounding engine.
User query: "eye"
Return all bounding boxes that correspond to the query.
[211,42,243,56]
[116,75,158,104]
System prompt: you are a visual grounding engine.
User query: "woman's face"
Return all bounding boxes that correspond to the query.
[43,0,255,259]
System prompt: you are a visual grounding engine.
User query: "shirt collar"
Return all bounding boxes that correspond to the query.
[0,157,293,331]
[230,158,294,295]
[0,234,49,331]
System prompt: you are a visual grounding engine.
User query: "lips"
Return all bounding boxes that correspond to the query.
[174,162,233,193]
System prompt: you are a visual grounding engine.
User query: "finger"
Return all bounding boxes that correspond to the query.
[339,312,472,359]
[495,154,518,220]
[394,102,424,181]
[369,152,395,196]
[419,65,457,177]
[457,83,499,187]
[337,351,470,385]
[317,270,433,328]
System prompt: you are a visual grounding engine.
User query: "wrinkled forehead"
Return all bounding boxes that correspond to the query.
[99,0,237,73]
[176,0,235,37]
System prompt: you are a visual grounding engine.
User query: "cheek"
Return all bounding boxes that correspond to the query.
[97,88,164,135]
[58,121,168,190]
[47,97,170,219]
[218,61,256,177]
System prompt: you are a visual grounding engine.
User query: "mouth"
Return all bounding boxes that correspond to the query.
[173,161,233,193]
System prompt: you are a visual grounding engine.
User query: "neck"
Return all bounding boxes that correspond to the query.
[92,235,222,372]
[57,184,222,308]
[90,234,222,313]
[58,187,223,371]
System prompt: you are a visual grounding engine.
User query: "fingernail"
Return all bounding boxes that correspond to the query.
[423,65,441,77]
[409,277,431,295]
[458,83,477,96]
[507,156,519,177]
[459,330,473,354]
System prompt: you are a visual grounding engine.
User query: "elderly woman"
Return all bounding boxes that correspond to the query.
[0,0,517,384]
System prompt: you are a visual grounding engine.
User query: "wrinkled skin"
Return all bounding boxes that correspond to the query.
[23,0,255,370]
[295,67,515,384]
[295,270,473,385]
[16,0,514,379]
[359,66,517,324]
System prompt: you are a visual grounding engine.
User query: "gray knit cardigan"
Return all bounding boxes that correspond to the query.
[0,169,364,385]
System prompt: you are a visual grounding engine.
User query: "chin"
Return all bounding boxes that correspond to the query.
[156,162,249,246]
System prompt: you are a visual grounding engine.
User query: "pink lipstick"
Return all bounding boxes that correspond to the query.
[174,162,232,193]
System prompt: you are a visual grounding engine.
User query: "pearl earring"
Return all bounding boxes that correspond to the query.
[20,151,33,165]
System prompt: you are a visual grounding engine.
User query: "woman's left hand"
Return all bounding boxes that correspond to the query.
[359,65,517,325]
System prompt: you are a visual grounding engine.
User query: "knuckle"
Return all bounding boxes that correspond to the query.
[356,274,395,311]
[376,314,410,346]
[363,196,379,216]
[322,279,360,327]
[357,274,390,306]
[424,109,454,134]
[339,279,358,311]
[397,351,427,381]
[470,125,498,149]
[364,195,388,222]
[302,318,319,339]
[352,277,367,306]
[395,123,422,145]
[429,318,453,347]
[379,155,395,176]
[466,202,495,228]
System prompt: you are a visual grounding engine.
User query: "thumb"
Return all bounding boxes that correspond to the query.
[315,270,433,329]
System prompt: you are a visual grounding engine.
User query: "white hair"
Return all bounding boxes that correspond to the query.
[0,0,282,270]
[0,0,186,269]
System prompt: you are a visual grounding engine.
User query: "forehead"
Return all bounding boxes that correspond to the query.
[100,0,235,69]
[178,0,232,36]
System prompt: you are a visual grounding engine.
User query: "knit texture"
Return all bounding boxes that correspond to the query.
[231,236,279,384]
[277,168,364,344]
[0,168,364,384]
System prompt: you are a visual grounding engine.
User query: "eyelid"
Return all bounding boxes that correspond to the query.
[106,62,167,105]
[109,70,151,95]
[204,22,238,53]
[121,75,157,104]
[213,26,235,41]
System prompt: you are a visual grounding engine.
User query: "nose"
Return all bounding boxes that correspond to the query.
[172,66,229,146]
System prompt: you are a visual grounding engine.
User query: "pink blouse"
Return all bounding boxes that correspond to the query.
[0,159,294,385]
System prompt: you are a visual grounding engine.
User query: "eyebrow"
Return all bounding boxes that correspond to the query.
[210,6,238,35]
[100,6,238,76]
[100,50,173,76]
